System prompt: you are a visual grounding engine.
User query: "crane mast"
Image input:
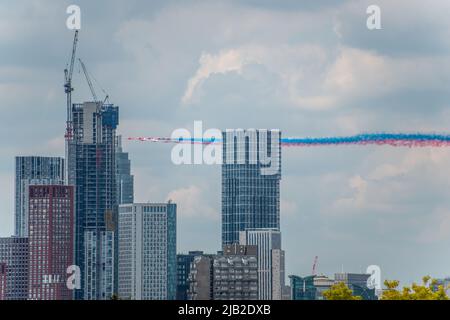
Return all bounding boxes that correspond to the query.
[64,30,79,140]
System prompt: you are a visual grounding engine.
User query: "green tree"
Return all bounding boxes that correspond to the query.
[323,282,362,300]
[381,280,405,300]
[381,276,449,300]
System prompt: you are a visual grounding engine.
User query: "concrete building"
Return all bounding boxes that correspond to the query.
[0,237,28,300]
[177,251,204,300]
[118,202,177,300]
[214,244,259,300]
[281,285,291,300]
[239,228,285,300]
[15,156,64,237]
[188,255,214,300]
[313,275,335,300]
[188,245,258,300]
[68,102,119,300]
[222,129,281,246]
[116,136,134,205]
[271,249,285,300]
[28,185,74,300]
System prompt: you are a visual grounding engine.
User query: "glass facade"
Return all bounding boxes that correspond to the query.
[222,129,281,245]
[116,135,134,205]
[68,102,119,300]
[0,237,28,300]
[289,275,317,300]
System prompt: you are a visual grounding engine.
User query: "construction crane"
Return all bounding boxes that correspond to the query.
[78,58,110,106]
[312,256,319,275]
[64,30,79,140]
[78,58,98,103]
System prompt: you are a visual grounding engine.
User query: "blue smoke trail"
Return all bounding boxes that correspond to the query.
[129,133,450,147]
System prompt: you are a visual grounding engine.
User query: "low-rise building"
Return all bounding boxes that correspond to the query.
[177,251,204,300]
[188,245,258,300]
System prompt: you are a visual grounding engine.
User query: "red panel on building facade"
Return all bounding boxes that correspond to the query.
[28,185,74,300]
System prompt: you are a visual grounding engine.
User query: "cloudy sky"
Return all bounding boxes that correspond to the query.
[2,0,450,286]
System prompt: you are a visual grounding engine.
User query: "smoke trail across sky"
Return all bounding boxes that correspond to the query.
[128,133,450,148]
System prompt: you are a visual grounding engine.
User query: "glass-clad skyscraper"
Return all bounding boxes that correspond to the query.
[67,102,119,300]
[116,135,134,205]
[221,129,281,245]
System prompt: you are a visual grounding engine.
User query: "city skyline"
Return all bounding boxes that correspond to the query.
[2,0,450,288]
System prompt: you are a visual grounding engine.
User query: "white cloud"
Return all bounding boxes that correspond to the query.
[329,148,450,220]
[182,49,258,105]
[368,149,450,181]
[182,44,450,112]
[166,185,218,219]
[281,198,298,217]
[334,175,367,211]
[325,47,391,96]
[368,163,407,181]
[181,44,332,109]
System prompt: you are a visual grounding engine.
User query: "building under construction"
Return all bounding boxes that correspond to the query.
[68,101,119,300]
[63,30,121,300]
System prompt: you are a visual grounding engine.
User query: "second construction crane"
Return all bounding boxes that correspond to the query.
[79,58,109,106]
[78,58,98,103]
